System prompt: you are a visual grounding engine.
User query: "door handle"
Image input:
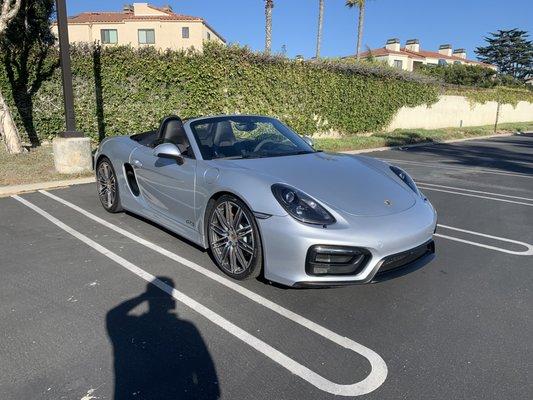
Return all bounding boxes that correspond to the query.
[132,159,143,168]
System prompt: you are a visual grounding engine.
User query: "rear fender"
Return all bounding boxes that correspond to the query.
[95,137,140,210]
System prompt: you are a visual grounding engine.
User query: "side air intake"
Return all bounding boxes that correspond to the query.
[124,163,140,196]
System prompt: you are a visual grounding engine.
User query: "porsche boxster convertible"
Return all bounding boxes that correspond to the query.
[94,115,437,287]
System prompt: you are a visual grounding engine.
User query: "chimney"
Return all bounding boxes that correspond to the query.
[123,4,133,12]
[405,39,420,53]
[453,48,467,59]
[161,4,173,12]
[385,38,401,52]
[438,44,452,57]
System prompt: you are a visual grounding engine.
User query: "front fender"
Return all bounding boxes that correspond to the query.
[193,166,288,246]
[207,169,287,217]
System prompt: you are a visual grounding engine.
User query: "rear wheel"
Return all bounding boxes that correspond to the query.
[207,195,262,280]
[96,157,122,213]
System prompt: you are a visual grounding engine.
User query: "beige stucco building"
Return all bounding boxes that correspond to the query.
[356,38,496,71]
[51,3,225,51]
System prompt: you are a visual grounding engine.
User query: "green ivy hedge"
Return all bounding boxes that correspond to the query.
[445,86,533,107]
[0,43,440,142]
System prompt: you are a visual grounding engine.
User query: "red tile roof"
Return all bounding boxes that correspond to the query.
[66,11,202,24]
[401,48,490,66]
[359,47,424,60]
[55,4,226,43]
[358,47,493,68]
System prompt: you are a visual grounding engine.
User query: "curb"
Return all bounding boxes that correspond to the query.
[0,177,95,197]
[339,132,515,154]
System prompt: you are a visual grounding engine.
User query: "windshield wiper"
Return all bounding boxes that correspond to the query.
[282,150,317,156]
[219,150,318,160]
[219,153,266,160]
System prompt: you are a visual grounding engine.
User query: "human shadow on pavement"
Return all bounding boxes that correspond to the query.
[106,277,220,399]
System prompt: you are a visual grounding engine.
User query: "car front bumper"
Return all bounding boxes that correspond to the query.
[257,199,437,287]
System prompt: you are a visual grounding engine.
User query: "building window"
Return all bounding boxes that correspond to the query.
[413,61,423,70]
[100,29,118,44]
[138,29,155,44]
[438,59,447,66]
[207,32,211,40]
[393,60,403,69]
[182,27,189,39]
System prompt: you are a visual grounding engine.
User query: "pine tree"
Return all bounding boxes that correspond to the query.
[475,29,533,81]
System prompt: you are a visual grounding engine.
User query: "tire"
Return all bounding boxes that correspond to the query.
[207,195,263,280]
[96,157,123,213]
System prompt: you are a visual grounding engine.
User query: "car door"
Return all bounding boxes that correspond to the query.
[130,144,197,234]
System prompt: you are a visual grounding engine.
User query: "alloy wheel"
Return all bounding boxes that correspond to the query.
[209,200,255,274]
[96,160,117,209]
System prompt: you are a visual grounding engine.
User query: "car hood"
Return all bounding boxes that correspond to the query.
[212,152,416,217]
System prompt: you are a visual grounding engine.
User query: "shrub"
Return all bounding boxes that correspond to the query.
[0,43,439,142]
[417,63,497,87]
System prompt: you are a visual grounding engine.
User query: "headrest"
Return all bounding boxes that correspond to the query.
[213,121,236,146]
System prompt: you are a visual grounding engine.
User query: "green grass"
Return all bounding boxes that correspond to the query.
[314,122,533,152]
[0,145,93,187]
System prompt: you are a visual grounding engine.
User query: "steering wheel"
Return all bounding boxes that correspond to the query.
[253,139,278,153]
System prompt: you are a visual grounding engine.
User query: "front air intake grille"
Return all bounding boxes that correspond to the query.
[306,245,371,276]
[378,240,435,275]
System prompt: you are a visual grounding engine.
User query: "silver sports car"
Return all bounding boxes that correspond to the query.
[95,115,437,287]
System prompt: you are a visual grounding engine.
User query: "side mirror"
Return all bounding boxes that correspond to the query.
[153,143,183,164]
[302,136,314,148]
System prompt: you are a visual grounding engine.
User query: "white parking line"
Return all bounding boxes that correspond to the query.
[380,158,533,178]
[435,224,533,256]
[30,191,388,396]
[417,182,533,201]
[417,186,533,207]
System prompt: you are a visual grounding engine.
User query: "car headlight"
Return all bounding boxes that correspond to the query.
[390,166,421,196]
[271,184,336,225]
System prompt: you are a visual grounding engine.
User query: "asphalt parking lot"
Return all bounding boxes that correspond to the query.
[1,134,532,400]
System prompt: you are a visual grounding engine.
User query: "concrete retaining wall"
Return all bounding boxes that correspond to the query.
[387,95,533,130]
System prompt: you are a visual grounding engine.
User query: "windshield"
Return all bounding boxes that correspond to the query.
[189,116,315,160]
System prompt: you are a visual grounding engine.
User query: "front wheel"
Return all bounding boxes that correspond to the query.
[96,157,122,213]
[207,195,263,280]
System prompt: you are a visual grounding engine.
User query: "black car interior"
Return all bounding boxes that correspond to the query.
[191,119,297,159]
[131,115,310,160]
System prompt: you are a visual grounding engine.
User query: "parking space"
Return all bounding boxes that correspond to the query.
[1,135,532,399]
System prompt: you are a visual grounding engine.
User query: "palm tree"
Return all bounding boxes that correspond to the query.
[264,0,274,54]
[315,0,325,58]
[346,0,367,60]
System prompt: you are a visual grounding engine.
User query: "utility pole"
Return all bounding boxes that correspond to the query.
[53,0,92,175]
[55,0,82,137]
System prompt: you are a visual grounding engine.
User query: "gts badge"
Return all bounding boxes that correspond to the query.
[186,220,195,227]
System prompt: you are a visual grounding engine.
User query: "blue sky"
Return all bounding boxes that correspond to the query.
[66,0,533,60]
